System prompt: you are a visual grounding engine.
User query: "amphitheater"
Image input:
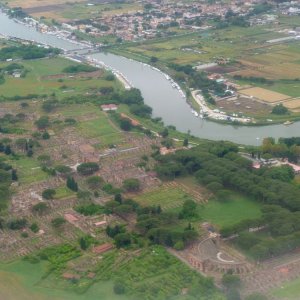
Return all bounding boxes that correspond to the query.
[173,235,253,277]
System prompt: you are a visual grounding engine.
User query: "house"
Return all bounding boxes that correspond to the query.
[94,220,107,227]
[101,104,118,111]
[92,243,114,254]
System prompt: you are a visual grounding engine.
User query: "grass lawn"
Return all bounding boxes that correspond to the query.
[0,246,225,300]
[272,277,300,299]
[0,57,121,99]
[198,193,262,229]
[9,157,49,185]
[0,260,130,300]
[133,185,191,210]
[54,186,75,199]
[77,113,124,147]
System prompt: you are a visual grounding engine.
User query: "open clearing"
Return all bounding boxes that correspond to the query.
[239,87,291,103]
[0,57,120,98]
[198,194,262,228]
[282,98,300,110]
[133,185,190,210]
[0,261,129,300]
[272,277,300,299]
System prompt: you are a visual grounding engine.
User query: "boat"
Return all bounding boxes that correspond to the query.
[283,120,294,126]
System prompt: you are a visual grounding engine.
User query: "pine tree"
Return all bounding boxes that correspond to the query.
[11,169,18,181]
[67,176,78,192]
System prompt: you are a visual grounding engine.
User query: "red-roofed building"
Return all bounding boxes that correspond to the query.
[92,243,114,254]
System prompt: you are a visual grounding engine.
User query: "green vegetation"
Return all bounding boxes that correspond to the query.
[272,277,300,299]
[199,194,262,228]
[133,186,191,210]
[0,45,60,61]
[62,65,98,74]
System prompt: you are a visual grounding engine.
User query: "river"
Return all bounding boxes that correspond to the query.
[0,11,299,146]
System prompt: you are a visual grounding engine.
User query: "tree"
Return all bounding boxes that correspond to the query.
[119,118,132,131]
[160,128,169,138]
[42,131,50,139]
[35,116,50,129]
[272,104,288,115]
[4,145,12,155]
[113,282,126,295]
[66,176,78,192]
[79,236,88,250]
[150,56,158,63]
[77,162,99,176]
[42,188,56,200]
[11,169,18,181]
[32,202,49,215]
[114,233,131,248]
[222,274,241,290]
[42,99,58,112]
[51,217,66,228]
[30,222,39,233]
[86,176,103,190]
[123,178,140,192]
[55,165,72,176]
[183,138,189,147]
[7,218,27,230]
[179,200,197,219]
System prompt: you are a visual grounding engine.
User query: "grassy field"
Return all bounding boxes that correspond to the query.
[0,246,224,300]
[0,260,130,300]
[77,112,124,148]
[272,277,300,299]
[112,25,286,65]
[54,186,75,199]
[0,57,121,99]
[198,193,262,228]
[9,157,49,185]
[133,185,191,210]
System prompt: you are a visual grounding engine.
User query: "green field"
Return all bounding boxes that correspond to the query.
[111,25,285,65]
[77,113,124,147]
[133,185,191,210]
[9,157,49,185]
[0,246,224,300]
[0,57,121,99]
[272,277,300,299]
[0,261,129,300]
[198,193,262,228]
[54,186,75,199]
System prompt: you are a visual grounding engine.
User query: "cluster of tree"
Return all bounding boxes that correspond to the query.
[222,273,242,300]
[229,205,300,261]
[168,63,226,102]
[154,140,300,260]
[261,137,300,163]
[232,75,273,85]
[62,64,98,73]
[42,99,59,113]
[271,103,288,115]
[0,113,26,134]
[77,162,99,176]
[8,7,27,18]
[122,178,140,192]
[75,203,105,216]
[42,188,56,200]
[104,191,198,249]
[0,45,60,61]
[0,63,27,78]
[136,209,198,250]
[106,224,131,248]
[0,158,13,211]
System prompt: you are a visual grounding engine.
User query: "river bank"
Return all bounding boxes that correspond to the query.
[3,10,300,145]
